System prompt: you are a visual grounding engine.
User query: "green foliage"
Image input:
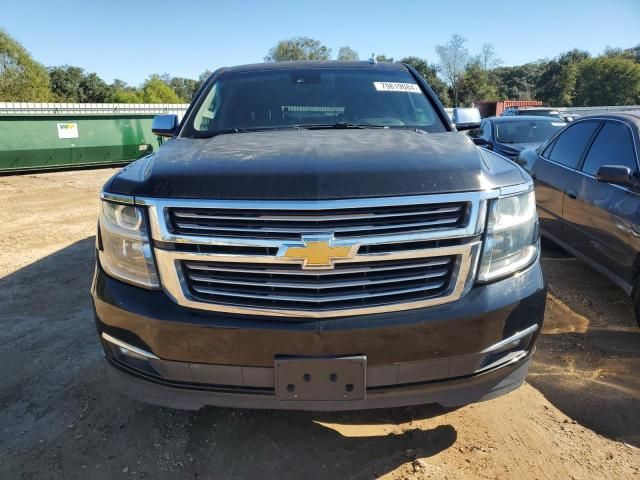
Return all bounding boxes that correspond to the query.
[140,76,182,103]
[168,77,200,102]
[337,46,359,61]
[492,62,543,100]
[603,45,640,63]
[111,86,143,103]
[398,56,451,107]
[0,29,51,101]
[49,65,112,102]
[574,56,640,106]
[265,37,331,62]
[458,62,498,106]
[536,50,590,106]
[375,54,394,62]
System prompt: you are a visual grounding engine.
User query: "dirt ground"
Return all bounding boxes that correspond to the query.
[0,168,638,480]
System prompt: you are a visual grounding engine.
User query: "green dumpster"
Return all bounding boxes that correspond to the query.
[0,103,188,174]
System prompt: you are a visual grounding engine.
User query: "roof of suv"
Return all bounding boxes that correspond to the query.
[218,61,407,74]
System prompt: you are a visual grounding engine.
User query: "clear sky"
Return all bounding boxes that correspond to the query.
[2,0,639,85]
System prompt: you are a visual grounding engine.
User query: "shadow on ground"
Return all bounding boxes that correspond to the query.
[530,240,640,447]
[0,237,457,479]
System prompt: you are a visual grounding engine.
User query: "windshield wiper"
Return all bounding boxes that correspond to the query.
[296,122,387,130]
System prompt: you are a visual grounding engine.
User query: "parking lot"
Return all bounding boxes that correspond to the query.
[1,168,639,479]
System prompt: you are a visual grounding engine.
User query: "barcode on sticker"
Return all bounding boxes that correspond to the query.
[373,82,421,93]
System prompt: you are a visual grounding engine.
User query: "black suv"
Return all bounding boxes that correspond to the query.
[92,61,545,411]
[518,112,640,326]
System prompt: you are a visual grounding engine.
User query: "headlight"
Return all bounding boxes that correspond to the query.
[477,190,538,282]
[98,200,160,288]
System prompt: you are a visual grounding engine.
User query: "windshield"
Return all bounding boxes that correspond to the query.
[184,68,447,136]
[495,119,566,144]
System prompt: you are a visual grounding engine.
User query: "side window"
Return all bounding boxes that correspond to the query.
[547,121,600,169]
[481,122,492,140]
[541,138,556,158]
[582,121,638,176]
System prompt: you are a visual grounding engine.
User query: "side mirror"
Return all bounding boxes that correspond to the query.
[452,107,481,131]
[472,137,491,146]
[152,114,179,137]
[596,165,637,188]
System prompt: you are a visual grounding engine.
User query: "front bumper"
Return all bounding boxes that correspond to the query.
[92,257,545,410]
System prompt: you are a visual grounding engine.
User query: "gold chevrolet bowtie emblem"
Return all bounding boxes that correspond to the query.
[279,235,357,269]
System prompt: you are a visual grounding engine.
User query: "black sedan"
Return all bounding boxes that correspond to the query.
[517,112,640,326]
[469,116,566,160]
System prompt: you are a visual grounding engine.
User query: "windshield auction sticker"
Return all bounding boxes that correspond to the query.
[57,123,79,139]
[373,82,421,93]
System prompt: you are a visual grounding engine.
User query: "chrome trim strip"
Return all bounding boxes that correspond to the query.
[137,191,498,209]
[100,191,135,204]
[184,257,452,276]
[154,242,482,318]
[102,332,159,360]
[481,324,538,354]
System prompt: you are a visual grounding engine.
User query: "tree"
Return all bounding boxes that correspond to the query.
[478,43,501,70]
[140,75,181,103]
[168,76,199,101]
[398,56,451,106]
[265,37,331,62]
[49,65,84,101]
[574,56,640,106]
[81,72,112,102]
[337,46,359,61]
[458,61,498,106]
[49,65,112,102]
[111,87,142,103]
[0,30,51,101]
[492,62,544,100]
[375,54,394,62]
[435,34,469,106]
[537,49,590,106]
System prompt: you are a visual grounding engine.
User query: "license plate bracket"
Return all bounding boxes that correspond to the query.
[275,356,366,401]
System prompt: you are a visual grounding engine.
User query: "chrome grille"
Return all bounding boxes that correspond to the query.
[167,201,470,239]
[181,256,456,311]
[140,191,498,318]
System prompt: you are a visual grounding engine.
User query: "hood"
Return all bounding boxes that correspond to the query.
[109,129,525,200]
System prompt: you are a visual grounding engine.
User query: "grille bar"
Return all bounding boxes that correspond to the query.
[191,281,448,303]
[174,217,460,235]
[173,205,463,222]
[187,268,449,290]
[168,201,469,239]
[183,258,452,276]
